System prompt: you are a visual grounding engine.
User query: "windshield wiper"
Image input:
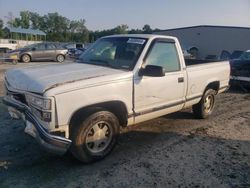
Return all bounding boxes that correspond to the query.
[90,59,109,64]
[89,59,115,68]
[79,58,124,70]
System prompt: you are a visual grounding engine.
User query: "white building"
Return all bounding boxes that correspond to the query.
[155,25,250,59]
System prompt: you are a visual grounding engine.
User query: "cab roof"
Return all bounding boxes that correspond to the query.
[103,34,174,40]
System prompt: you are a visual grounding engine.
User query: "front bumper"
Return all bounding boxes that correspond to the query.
[3,96,71,155]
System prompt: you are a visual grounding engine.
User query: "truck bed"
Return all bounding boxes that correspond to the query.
[185,60,230,106]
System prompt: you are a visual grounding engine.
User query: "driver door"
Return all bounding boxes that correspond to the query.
[134,39,186,123]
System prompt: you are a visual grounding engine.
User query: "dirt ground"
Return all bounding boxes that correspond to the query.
[0,62,250,188]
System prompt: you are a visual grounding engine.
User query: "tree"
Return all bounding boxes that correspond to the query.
[69,19,89,42]
[8,11,30,28]
[142,24,152,34]
[113,24,129,34]
[89,24,129,42]
[2,11,165,43]
[8,17,21,27]
[70,19,86,33]
[43,12,70,41]
[20,11,30,28]
[29,12,44,29]
[129,28,143,34]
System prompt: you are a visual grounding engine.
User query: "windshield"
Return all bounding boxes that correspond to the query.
[24,43,38,49]
[239,51,250,60]
[78,37,147,70]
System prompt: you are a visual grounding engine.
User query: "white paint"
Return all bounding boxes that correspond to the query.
[4,34,230,138]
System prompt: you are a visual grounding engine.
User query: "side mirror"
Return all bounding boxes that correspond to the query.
[32,47,36,51]
[139,65,165,77]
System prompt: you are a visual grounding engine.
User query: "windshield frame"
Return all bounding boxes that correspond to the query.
[78,36,148,71]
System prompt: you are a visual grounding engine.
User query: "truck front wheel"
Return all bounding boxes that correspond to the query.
[192,89,216,119]
[70,110,120,163]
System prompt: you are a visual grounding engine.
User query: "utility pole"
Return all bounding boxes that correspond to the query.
[4,12,14,26]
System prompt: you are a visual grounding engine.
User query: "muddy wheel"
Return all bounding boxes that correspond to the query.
[70,110,120,163]
[21,54,31,63]
[192,89,216,119]
[56,54,65,62]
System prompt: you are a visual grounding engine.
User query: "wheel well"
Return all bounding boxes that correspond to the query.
[205,81,220,93]
[69,101,129,128]
[57,54,65,58]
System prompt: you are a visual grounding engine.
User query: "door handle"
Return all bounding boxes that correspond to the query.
[178,77,184,83]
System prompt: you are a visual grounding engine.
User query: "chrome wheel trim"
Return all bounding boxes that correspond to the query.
[57,55,64,62]
[23,55,30,62]
[85,121,112,153]
[204,95,214,113]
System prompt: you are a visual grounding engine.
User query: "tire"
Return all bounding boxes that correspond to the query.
[56,54,65,62]
[70,110,120,163]
[21,54,31,63]
[192,89,216,119]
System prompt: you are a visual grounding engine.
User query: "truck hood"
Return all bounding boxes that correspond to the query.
[5,63,126,94]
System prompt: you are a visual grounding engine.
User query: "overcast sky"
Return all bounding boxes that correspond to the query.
[0,0,250,30]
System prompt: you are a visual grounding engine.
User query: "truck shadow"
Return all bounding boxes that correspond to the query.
[228,85,250,93]
[163,110,195,120]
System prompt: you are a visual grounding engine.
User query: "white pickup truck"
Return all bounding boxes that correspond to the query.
[3,34,230,163]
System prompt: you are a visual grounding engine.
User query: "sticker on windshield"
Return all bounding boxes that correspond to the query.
[127,38,145,45]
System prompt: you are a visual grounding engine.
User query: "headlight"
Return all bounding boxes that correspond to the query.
[31,107,51,122]
[26,94,51,110]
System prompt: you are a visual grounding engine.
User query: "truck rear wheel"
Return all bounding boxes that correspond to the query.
[192,89,216,119]
[70,110,120,163]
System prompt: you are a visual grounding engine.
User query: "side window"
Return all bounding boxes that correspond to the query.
[145,41,180,72]
[46,44,56,50]
[242,52,250,60]
[36,44,46,50]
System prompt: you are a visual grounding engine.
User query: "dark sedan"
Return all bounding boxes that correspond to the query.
[8,43,68,63]
[230,50,250,89]
[230,50,250,76]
